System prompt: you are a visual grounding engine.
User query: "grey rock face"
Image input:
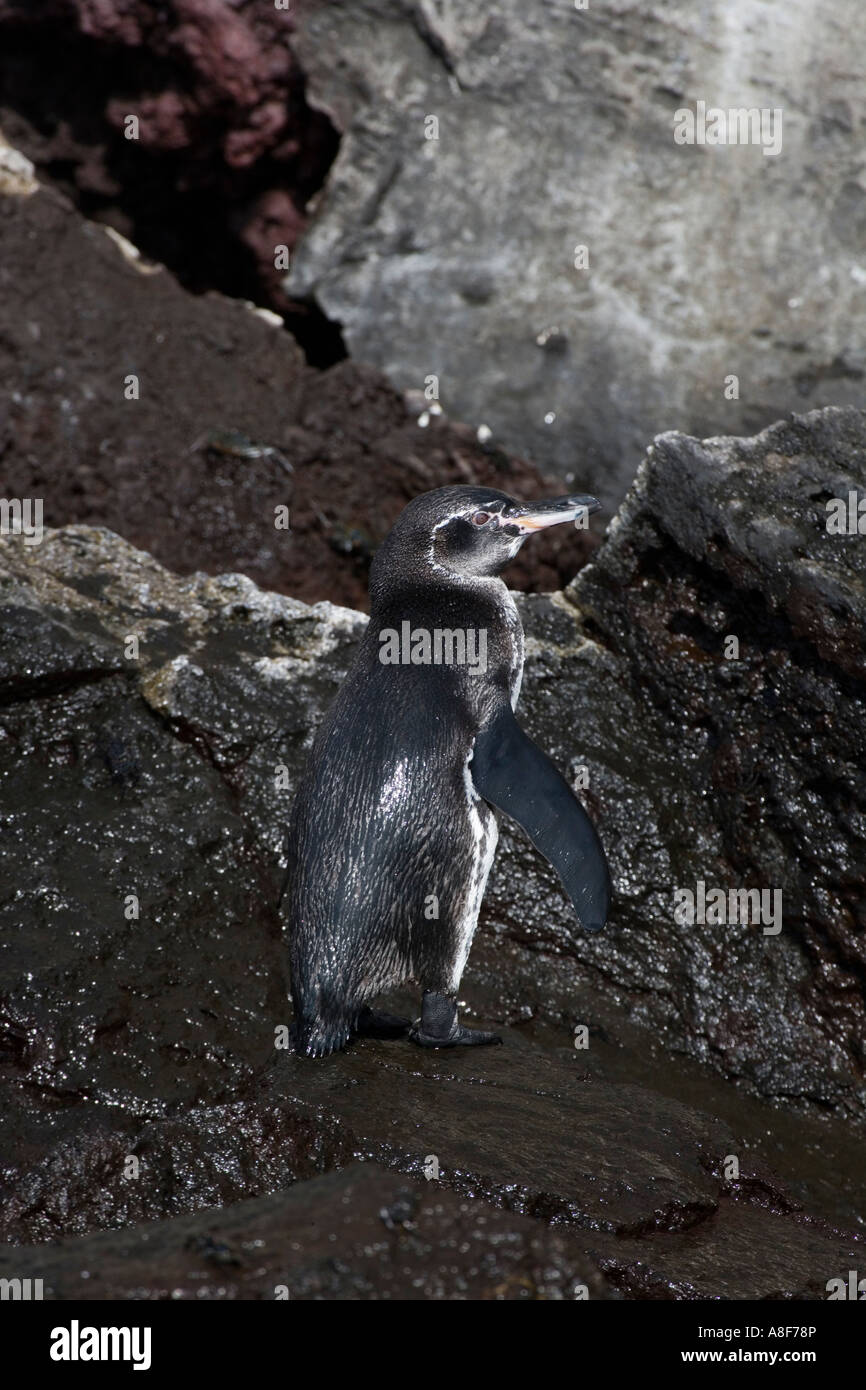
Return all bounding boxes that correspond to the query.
[288,0,866,504]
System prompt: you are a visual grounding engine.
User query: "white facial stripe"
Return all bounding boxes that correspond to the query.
[426,505,510,583]
[430,504,506,534]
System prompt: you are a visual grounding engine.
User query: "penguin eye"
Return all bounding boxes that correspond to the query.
[471,511,492,527]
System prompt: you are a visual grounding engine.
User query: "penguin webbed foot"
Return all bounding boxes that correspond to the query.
[411,1024,502,1048]
[409,992,502,1049]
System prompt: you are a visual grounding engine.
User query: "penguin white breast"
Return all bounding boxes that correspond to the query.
[501,589,525,710]
[449,759,499,992]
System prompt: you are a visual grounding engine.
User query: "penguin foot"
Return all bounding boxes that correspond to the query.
[355,1006,412,1040]
[410,1024,503,1048]
[409,992,502,1049]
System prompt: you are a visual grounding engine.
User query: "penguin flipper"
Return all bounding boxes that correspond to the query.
[470,704,610,934]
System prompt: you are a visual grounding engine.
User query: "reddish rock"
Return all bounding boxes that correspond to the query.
[0,0,332,317]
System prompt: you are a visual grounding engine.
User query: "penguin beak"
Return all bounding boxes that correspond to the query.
[512,494,601,531]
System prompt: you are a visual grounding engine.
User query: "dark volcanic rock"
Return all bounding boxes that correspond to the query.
[558,408,866,1116]
[1,423,864,1296]
[0,1163,613,1301]
[465,408,866,1124]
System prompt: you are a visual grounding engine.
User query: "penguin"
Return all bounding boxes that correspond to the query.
[287,485,610,1056]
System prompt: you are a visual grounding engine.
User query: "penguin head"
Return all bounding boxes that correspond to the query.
[372,485,601,591]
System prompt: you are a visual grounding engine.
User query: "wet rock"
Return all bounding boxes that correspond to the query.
[1,1009,859,1297]
[0,1163,613,1301]
[466,407,866,1121]
[288,0,866,503]
[594,1202,859,1301]
[1,416,864,1296]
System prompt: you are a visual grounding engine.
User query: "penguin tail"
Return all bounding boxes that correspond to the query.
[289,975,370,1058]
[290,1016,352,1059]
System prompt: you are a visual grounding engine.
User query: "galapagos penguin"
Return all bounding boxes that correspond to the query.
[287,486,610,1056]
